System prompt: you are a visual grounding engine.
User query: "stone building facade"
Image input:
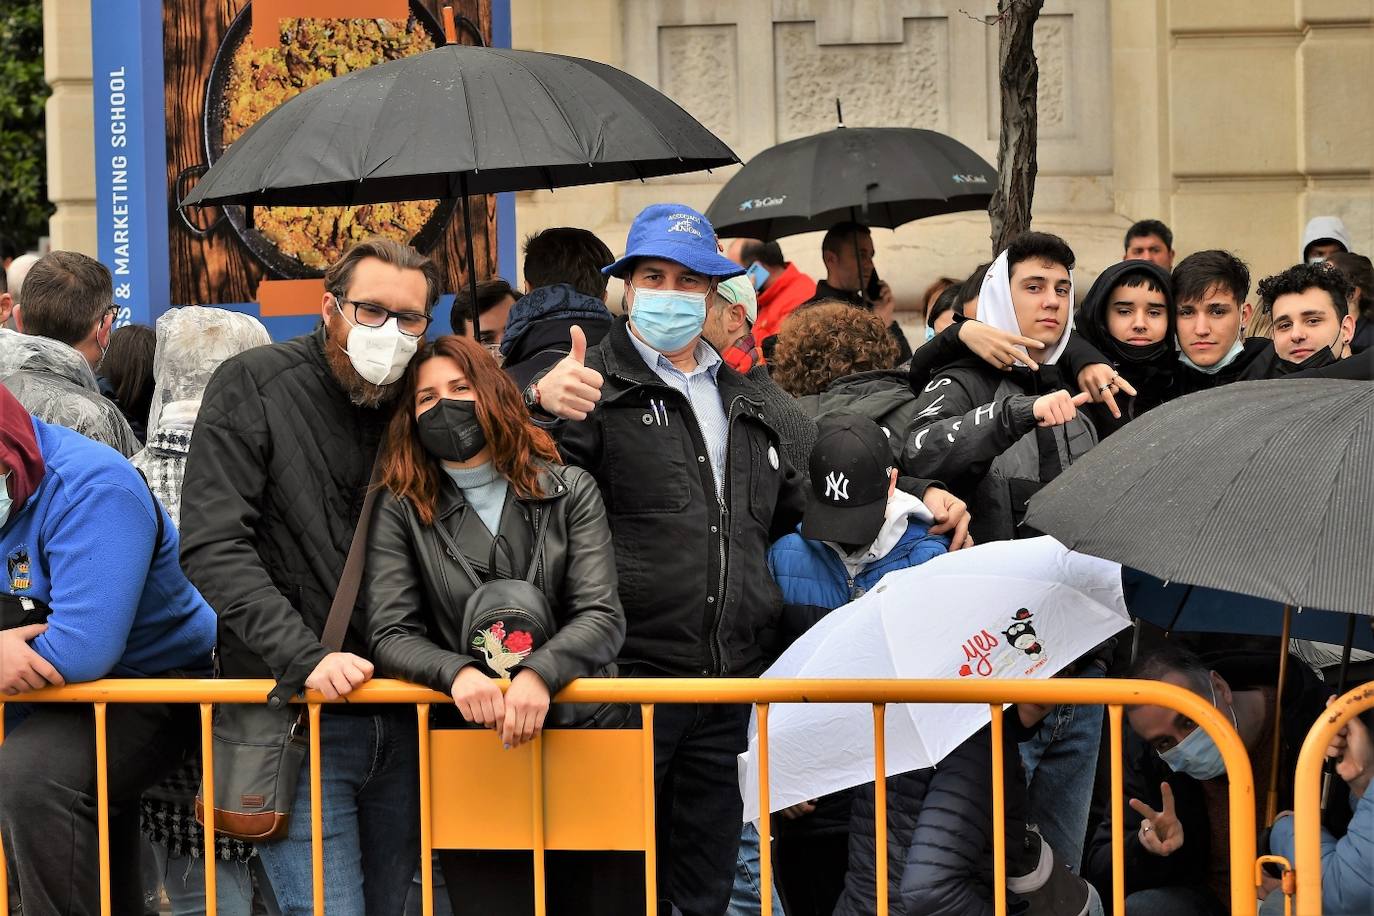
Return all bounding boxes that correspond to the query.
[42,1,1374,323]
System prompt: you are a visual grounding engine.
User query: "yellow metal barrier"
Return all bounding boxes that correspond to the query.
[1293,681,1374,915]
[0,677,1258,916]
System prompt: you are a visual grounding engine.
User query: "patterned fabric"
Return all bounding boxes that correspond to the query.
[131,427,192,527]
[722,332,762,375]
[626,330,730,496]
[140,756,256,862]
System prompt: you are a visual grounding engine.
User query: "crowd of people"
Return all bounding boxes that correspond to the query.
[0,202,1368,916]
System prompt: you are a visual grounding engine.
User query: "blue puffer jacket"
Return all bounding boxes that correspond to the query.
[767,502,948,860]
[769,515,949,651]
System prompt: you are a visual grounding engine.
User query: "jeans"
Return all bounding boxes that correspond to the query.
[255,708,419,916]
[726,823,786,916]
[1019,667,1104,873]
[0,701,196,916]
[150,842,255,916]
[1123,886,1223,916]
[653,703,752,916]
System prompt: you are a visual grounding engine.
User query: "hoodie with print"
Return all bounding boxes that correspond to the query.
[900,251,1097,544]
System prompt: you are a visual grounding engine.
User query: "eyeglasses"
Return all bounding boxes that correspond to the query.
[335,296,431,338]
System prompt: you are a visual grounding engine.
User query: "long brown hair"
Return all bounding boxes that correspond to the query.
[380,335,560,525]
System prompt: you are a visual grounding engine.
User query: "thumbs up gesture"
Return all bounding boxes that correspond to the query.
[533,325,605,421]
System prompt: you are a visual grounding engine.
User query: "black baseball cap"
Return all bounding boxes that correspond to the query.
[802,414,893,545]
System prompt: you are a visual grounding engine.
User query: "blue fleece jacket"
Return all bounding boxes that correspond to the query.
[2,417,215,681]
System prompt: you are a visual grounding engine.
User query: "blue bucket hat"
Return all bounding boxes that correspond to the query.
[602,204,746,280]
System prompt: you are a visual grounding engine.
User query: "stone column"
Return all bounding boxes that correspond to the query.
[42,0,98,255]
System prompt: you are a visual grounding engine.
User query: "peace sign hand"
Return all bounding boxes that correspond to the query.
[1128,782,1184,856]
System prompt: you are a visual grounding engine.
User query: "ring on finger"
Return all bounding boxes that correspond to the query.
[1098,383,1112,393]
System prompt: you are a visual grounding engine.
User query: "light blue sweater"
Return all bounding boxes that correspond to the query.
[445,462,508,536]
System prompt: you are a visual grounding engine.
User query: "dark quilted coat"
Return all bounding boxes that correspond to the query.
[838,717,1039,916]
[179,327,389,696]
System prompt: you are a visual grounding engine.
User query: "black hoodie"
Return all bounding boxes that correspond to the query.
[1074,260,1177,437]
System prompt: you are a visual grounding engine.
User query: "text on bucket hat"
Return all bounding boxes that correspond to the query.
[603,204,747,280]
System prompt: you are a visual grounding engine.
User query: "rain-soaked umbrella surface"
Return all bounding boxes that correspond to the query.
[182,43,738,329]
[704,125,994,241]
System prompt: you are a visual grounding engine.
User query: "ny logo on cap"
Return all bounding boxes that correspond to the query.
[824,471,850,502]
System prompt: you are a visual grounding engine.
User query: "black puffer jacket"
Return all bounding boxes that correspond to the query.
[838,716,1039,916]
[554,318,807,677]
[180,327,386,696]
[361,463,624,696]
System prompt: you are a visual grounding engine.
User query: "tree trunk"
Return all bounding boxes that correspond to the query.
[988,0,1044,255]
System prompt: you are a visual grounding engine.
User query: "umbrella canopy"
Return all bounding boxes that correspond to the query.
[1124,569,1374,653]
[181,44,738,208]
[739,537,1127,821]
[703,126,994,241]
[1024,379,1372,617]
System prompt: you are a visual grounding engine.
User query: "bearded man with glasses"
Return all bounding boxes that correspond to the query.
[179,237,444,916]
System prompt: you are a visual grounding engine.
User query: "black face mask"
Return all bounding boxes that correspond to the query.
[417,398,488,462]
[1114,338,1172,365]
[1276,329,1344,375]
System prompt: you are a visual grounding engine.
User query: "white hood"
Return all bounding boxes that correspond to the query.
[828,489,936,579]
[1302,216,1352,260]
[977,249,1074,367]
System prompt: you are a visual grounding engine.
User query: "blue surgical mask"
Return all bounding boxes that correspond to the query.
[746,262,770,292]
[924,324,936,343]
[630,285,707,353]
[1158,684,1237,781]
[0,471,11,523]
[1177,331,1246,375]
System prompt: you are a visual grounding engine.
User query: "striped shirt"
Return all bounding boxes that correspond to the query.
[627,328,729,496]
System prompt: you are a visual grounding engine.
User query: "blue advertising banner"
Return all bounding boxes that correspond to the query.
[89,1,511,341]
[90,0,171,328]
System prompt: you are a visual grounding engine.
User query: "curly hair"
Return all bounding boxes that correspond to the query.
[1258,262,1352,317]
[770,301,899,397]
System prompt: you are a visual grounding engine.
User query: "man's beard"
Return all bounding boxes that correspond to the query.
[323,310,405,409]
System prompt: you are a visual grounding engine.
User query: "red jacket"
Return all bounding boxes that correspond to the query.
[753,263,817,346]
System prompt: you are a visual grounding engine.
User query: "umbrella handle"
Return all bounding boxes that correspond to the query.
[174,164,226,241]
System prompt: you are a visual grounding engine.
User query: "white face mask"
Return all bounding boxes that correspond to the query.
[338,309,418,386]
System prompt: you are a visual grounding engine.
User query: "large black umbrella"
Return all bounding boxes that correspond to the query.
[1027,378,1373,820]
[1025,379,1371,616]
[182,43,737,332]
[703,125,994,241]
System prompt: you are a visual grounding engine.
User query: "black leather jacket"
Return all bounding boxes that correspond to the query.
[554,318,807,677]
[361,462,625,696]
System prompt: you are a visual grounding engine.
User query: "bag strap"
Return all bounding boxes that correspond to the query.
[434,493,552,589]
[319,457,384,652]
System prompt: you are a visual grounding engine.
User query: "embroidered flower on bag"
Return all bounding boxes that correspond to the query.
[471,621,532,678]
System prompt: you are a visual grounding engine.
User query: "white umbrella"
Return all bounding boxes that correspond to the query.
[739,536,1128,822]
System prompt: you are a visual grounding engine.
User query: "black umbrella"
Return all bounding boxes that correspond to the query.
[703,123,994,241]
[1025,379,1371,616]
[182,43,737,333]
[1026,378,1373,821]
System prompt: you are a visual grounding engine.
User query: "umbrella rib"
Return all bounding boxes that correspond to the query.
[513,56,595,163]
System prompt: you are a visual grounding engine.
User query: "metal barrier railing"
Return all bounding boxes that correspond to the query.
[0,677,1259,916]
[1292,681,1374,915]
